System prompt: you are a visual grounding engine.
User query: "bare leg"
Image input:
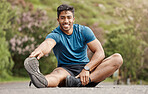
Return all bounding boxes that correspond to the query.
[90,53,123,83]
[45,67,70,87]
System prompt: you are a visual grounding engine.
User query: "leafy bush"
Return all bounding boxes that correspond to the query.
[0,0,15,79]
[104,27,143,83]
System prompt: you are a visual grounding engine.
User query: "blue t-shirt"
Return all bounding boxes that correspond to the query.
[46,24,96,67]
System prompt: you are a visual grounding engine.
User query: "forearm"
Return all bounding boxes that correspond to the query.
[84,39,105,72]
[30,38,56,59]
[85,51,105,72]
[35,40,52,55]
[77,50,105,86]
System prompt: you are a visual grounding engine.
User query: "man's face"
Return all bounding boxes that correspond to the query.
[57,11,75,32]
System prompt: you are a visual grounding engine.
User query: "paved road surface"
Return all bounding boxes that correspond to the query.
[0,81,147,94]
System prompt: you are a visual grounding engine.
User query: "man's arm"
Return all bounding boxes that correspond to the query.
[76,39,105,85]
[29,38,56,59]
[85,39,105,71]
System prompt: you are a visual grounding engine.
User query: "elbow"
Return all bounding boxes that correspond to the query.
[96,49,105,60]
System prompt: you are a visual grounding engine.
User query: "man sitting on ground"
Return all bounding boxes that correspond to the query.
[24,4,123,88]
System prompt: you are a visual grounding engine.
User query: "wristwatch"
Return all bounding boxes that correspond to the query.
[84,66,90,71]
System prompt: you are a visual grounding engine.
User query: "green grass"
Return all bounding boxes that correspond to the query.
[0,76,30,83]
[136,80,148,85]
[103,77,114,82]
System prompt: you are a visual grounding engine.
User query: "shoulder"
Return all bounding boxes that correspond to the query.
[79,25,96,44]
[73,24,87,32]
[79,25,93,35]
[46,27,60,37]
[46,26,61,43]
[51,26,61,34]
[82,25,92,32]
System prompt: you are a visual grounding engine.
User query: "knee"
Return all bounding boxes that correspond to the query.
[112,53,123,68]
[47,76,60,87]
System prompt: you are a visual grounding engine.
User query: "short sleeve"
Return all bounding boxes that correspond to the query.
[82,26,96,44]
[46,33,60,43]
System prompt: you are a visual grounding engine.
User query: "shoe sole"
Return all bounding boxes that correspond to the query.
[24,57,48,88]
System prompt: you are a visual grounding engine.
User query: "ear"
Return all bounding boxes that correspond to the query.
[57,18,59,22]
[73,17,75,22]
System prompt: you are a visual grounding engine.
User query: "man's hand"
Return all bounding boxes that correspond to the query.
[76,69,90,86]
[29,49,44,60]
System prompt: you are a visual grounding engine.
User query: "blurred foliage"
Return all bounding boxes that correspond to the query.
[103,0,148,82]
[7,0,57,76]
[1,0,147,83]
[104,27,143,82]
[0,0,15,79]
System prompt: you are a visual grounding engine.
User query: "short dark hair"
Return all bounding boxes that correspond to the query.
[57,4,74,18]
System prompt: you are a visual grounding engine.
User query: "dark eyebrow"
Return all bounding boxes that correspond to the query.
[60,16,65,18]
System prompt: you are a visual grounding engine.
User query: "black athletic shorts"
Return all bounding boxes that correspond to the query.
[61,64,100,87]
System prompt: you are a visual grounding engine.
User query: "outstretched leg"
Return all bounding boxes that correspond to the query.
[90,53,123,83]
[45,67,71,87]
[24,57,70,88]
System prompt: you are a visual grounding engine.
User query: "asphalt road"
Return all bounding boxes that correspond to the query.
[0,81,147,94]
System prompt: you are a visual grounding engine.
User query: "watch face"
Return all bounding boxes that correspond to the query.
[84,66,90,71]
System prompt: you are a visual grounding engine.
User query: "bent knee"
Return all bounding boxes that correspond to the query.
[112,53,123,68]
[50,67,70,80]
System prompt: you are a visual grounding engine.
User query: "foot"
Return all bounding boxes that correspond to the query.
[24,57,48,88]
[66,75,82,87]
